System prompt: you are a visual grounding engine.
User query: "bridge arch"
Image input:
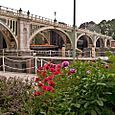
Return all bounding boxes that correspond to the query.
[0,21,18,49]
[76,34,93,50]
[106,39,111,47]
[96,37,105,48]
[29,26,72,49]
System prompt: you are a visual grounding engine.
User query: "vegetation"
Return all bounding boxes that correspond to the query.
[0,77,32,114]
[0,56,115,114]
[79,19,115,40]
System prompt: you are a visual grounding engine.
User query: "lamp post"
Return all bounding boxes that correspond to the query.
[73,0,76,61]
[54,11,57,22]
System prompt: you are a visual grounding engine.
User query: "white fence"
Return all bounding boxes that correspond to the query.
[0,49,115,74]
[0,55,50,74]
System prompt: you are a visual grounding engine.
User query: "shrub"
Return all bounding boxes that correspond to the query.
[28,60,115,115]
[0,59,115,115]
[0,76,32,114]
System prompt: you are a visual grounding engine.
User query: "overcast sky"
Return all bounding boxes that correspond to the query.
[0,0,115,26]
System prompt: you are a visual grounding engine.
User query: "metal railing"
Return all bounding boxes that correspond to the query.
[0,49,89,58]
[0,49,115,74]
[0,49,115,58]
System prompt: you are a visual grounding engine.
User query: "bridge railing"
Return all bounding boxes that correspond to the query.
[0,6,72,29]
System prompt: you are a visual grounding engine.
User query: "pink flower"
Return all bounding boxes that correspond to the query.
[38,82,44,86]
[70,68,76,73]
[47,76,54,80]
[61,61,69,68]
[50,89,55,93]
[33,91,43,96]
[42,86,53,91]
[35,77,40,82]
[53,71,60,75]
[56,67,61,72]
[44,64,50,69]
[50,68,55,72]
[39,67,43,70]
[46,86,53,91]
[42,71,46,77]
[43,77,49,82]
[57,64,61,68]
[42,85,47,90]
[48,80,55,87]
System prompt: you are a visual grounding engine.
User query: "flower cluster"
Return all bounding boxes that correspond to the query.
[33,63,62,96]
[32,61,77,96]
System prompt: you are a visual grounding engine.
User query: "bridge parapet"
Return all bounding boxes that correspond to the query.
[0,6,72,30]
[77,29,112,39]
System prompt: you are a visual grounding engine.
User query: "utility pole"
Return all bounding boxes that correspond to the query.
[73,0,76,61]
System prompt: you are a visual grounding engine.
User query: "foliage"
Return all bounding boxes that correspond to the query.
[0,76,32,114]
[0,59,115,114]
[79,19,115,40]
[98,19,115,39]
[24,60,115,115]
[105,51,115,73]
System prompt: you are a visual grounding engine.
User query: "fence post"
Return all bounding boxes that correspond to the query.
[89,50,92,58]
[40,59,43,67]
[35,56,37,74]
[2,49,5,72]
[49,50,52,57]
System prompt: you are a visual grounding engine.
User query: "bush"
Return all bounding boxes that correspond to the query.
[26,60,115,115]
[0,76,32,114]
[0,58,115,115]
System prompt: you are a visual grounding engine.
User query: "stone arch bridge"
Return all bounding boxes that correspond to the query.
[0,6,115,53]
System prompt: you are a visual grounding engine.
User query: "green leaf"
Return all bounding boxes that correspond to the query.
[103,92,112,95]
[97,83,106,86]
[76,103,81,108]
[84,102,89,108]
[96,100,104,106]
[40,112,47,115]
[91,110,97,115]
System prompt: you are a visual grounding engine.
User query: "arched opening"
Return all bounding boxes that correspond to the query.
[0,32,7,49]
[0,23,17,49]
[77,35,93,50]
[30,29,71,51]
[106,39,110,47]
[96,38,104,47]
[50,30,64,49]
